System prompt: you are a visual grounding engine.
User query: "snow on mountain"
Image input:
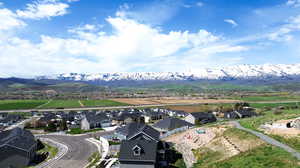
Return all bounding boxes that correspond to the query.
[36,63,300,82]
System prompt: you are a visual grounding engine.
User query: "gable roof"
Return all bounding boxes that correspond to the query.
[153,117,194,131]
[0,127,36,152]
[119,139,158,162]
[85,113,109,124]
[117,122,160,141]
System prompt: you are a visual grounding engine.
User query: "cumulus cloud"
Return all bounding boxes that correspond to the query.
[224,19,238,27]
[0,12,247,77]
[16,0,69,20]
[0,9,26,30]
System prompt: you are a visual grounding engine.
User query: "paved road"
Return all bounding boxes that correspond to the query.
[36,131,113,168]
[231,121,300,160]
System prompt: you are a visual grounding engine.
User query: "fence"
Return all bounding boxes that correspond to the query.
[160,126,192,139]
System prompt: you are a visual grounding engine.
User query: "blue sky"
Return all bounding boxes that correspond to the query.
[0,0,299,77]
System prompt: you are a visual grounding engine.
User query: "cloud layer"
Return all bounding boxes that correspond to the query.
[0,0,299,77]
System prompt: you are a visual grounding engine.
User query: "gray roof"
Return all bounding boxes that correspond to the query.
[153,117,194,131]
[117,122,160,141]
[86,113,109,124]
[119,139,158,162]
[0,127,36,152]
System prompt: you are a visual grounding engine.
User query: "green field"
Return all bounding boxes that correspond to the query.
[193,145,300,168]
[0,100,48,110]
[237,95,300,102]
[38,100,81,109]
[81,100,130,107]
[250,102,300,109]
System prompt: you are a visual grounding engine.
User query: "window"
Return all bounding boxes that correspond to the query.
[133,145,142,156]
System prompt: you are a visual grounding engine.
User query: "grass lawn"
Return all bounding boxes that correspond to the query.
[193,145,300,168]
[0,100,48,110]
[38,100,81,109]
[37,143,58,160]
[239,109,300,152]
[86,152,101,168]
[67,128,103,134]
[81,99,130,107]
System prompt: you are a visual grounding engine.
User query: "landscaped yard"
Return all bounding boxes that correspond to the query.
[67,128,103,134]
[0,100,48,110]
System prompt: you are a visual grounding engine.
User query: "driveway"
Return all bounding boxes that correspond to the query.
[231,121,300,160]
[37,131,113,168]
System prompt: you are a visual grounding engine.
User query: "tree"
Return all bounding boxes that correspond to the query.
[59,120,68,131]
[44,121,57,132]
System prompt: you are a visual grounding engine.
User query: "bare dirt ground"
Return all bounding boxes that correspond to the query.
[111,97,240,106]
[260,119,300,137]
[163,123,264,168]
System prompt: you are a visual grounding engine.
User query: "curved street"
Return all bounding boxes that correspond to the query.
[36,131,113,168]
[231,121,300,160]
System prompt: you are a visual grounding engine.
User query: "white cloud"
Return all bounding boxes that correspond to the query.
[224,19,238,27]
[0,9,26,31]
[0,14,247,77]
[287,0,300,7]
[268,15,300,41]
[16,0,69,20]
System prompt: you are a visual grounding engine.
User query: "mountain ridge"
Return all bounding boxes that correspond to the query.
[35,63,300,82]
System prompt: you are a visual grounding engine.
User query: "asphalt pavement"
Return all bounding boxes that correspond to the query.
[231,121,300,160]
[37,131,113,168]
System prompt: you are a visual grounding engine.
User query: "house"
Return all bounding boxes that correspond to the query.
[117,112,144,125]
[81,113,111,130]
[153,117,194,133]
[114,122,160,141]
[119,123,168,168]
[119,139,159,168]
[37,113,56,127]
[0,114,23,127]
[224,109,257,119]
[185,112,217,125]
[0,127,38,168]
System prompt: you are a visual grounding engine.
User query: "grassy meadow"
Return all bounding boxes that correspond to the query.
[81,99,130,107]
[0,100,47,110]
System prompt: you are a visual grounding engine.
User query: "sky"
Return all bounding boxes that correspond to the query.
[0,0,300,77]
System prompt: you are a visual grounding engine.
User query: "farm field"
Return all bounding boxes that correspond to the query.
[166,104,234,113]
[235,95,300,102]
[81,100,130,107]
[0,100,47,110]
[112,97,240,105]
[38,100,81,109]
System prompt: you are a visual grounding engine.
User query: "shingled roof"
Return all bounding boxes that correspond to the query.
[119,139,158,162]
[117,122,160,141]
[0,127,36,152]
[153,117,194,131]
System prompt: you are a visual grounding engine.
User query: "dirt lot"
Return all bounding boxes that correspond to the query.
[260,119,300,137]
[111,97,240,106]
[163,123,264,168]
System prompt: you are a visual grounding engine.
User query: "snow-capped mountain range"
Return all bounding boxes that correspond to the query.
[36,64,300,82]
